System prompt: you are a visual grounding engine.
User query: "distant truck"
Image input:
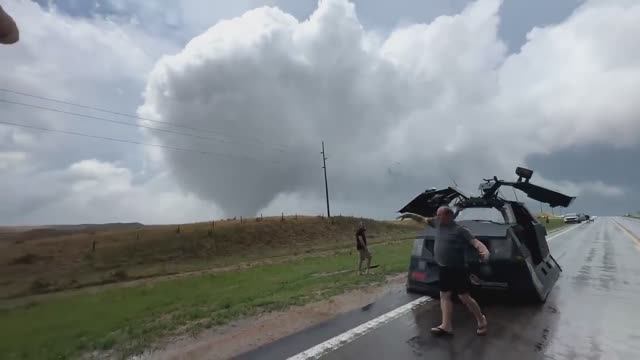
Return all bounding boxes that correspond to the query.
[563,213,591,223]
[563,213,580,223]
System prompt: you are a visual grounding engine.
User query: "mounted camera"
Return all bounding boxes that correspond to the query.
[515,166,533,183]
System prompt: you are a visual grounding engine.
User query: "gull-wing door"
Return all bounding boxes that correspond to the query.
[398,187,468,217]
[512,182,575,208]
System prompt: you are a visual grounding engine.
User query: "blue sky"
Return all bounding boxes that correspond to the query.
[32,0,584,51]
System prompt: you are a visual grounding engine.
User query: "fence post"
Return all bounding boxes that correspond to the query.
[210,220,216,250]
[240,216,243,224]
[281,212,284,221]
[92,239,96,253]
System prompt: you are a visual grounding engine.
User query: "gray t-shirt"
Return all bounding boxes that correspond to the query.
[427,218,474,267]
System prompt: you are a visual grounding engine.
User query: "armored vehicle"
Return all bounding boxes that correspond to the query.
[400,167,575,303]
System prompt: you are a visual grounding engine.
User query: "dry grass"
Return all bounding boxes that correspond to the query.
[0,216,421,299]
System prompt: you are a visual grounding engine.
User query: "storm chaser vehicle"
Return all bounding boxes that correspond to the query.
[400,167,575,303]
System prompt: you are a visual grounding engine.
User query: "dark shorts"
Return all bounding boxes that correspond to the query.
[438,266,471,294]
[358,248,371,260]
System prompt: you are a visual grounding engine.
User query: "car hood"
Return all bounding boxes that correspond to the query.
[398,187,468,217]
[512,182,575,208]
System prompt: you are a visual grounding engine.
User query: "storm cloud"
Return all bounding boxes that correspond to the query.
[139,0,640,217]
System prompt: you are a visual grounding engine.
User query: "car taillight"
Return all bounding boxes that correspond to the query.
[411,271,427,281]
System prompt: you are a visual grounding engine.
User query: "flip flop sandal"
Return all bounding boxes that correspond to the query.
[431,326,454,336]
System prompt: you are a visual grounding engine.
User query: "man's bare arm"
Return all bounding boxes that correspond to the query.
[0,5,19,44]
[397,212,435,225]
[471,238,490,261]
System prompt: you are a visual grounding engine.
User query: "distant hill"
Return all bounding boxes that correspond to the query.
[0,223,145,243]
[42,223,145,231]
[0,223,144,231]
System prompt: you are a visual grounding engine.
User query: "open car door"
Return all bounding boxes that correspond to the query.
[398,187,468,217]
[512,182,575,208]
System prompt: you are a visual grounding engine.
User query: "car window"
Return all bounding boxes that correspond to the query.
[455,207,507,223]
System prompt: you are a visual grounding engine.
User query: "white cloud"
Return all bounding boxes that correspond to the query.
[0,0,175,161]
[556,180,625,198]
[1,159,223,225]
[0,1,215,225]
[0,151,28,170]
[139,0,640,218]
[497,0,640,150]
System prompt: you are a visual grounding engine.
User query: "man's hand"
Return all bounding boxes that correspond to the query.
[472,238,490,262]
[478,247,490,262]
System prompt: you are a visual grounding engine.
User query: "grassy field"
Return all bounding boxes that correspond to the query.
[540,217,567,232]
[0,239,414,360]
[0,216,421,299]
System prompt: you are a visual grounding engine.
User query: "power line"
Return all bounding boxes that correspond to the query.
[0,87,158,122]
[0,98,290,154]
[0,98,243,145]
[0,119,283,165]
[0,87,289,152]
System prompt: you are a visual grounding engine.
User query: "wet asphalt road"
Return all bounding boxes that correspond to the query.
[240,217,640,360]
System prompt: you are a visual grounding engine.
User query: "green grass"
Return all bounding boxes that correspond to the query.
[0,240,414,360]
[0,216,421,299]
[542,217,567,232]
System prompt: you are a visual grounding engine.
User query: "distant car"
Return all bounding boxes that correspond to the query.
[400,167,575,303]
[563,213,579,223]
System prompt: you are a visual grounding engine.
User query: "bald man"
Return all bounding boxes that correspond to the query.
[0,4,19,44]
[398,206,490,336]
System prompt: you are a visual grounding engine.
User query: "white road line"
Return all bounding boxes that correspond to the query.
[547,223,582,242]
[287,296,432,360]
[288,225,580,360]
[613,219,640,250]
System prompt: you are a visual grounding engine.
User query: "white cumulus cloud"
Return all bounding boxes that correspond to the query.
[139,0,640,218]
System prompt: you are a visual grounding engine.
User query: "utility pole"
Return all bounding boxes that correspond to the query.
[321,141,331,218]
